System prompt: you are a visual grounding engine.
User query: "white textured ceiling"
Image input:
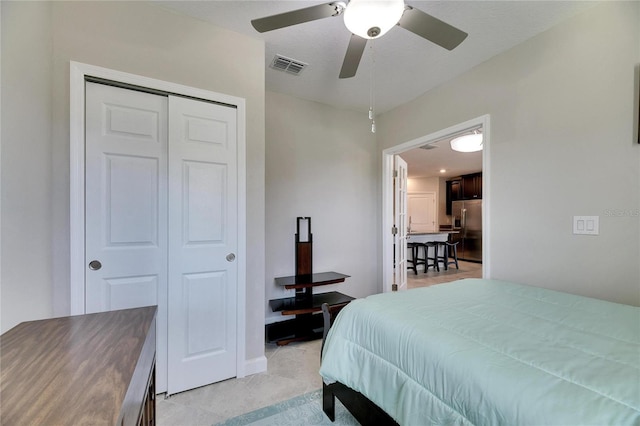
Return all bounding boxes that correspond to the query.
[155,0,597,114]
[153,0,596,178]
[400,135,484,179]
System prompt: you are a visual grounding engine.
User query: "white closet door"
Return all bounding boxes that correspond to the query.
[167,96,238,395]
[84,82,169,391]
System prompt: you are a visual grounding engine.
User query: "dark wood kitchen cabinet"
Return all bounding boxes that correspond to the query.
[446,179,462,215]
[447,172,482,214]
[461,172,482,199]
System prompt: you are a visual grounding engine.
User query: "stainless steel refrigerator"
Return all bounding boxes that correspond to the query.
[451,200,482,262]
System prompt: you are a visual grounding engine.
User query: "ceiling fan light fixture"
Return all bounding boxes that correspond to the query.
[450,133,483,152]
[343,0,405,39]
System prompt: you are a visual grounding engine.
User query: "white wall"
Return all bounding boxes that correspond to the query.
[407,176,439,193]
[0,1,53,331]
[265,91,378,323]
[1,1,267,363]
[377,2,640,305]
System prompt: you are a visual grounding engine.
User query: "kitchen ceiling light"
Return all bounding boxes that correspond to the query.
[343,0,405,39]
[450,133,483,152]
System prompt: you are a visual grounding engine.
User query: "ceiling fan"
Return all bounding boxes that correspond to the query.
[251,0,468,79]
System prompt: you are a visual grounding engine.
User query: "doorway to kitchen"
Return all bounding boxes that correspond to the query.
[382,115,490,293]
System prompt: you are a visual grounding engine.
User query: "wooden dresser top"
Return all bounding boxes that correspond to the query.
[0,306,157,425]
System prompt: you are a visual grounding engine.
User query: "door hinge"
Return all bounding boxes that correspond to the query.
[391,225,398,235]
[392,283,398,291]
[393,170,398,178]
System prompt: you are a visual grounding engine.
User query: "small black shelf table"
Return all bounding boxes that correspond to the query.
[268,272,353,345]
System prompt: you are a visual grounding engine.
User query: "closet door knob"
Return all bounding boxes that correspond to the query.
[226,253,236,262]
[88,260,102,270]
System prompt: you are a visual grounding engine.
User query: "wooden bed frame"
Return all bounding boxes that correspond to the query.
[320,303,399,426]
[322,381,399,426]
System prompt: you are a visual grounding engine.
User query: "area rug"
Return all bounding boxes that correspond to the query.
[214,389,359,426]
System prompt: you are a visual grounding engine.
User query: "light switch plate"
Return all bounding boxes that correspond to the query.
[573,216,599,235]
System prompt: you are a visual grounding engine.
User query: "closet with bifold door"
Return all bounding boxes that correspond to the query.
[84,81,238,395]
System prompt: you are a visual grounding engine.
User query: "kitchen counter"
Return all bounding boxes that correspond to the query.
[407,232,452,243]
[408,231,459,236]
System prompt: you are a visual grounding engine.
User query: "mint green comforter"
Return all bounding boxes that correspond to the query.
[319,279,640,425]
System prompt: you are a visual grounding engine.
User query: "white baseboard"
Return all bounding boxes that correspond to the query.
[240,355,267,378]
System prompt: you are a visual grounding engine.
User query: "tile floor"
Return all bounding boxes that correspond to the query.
[157,261,481,425]
[407,260,482,289]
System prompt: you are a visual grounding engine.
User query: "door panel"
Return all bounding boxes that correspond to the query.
[167,95,238,395]
[394,156,408,292]
[408,192,436,233]
[85,82,169,391]
[103,275,159,309]
[183,161,226,244]
[183,271,227,355]
[105,154,159,245]
[185,114,229,146]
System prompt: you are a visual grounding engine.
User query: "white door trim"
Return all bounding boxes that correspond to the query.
[381,115,491,293]
[69,61,248,378]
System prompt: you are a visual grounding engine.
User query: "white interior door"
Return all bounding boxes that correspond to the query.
[167,96,238,395]
[85,82,169,391]
[85,82,238,396]
[408,192,437,233]
[394,155,408,292]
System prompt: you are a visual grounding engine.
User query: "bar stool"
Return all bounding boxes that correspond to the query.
[436,241,460,270]
[407,242,425,275]
[436,241,449,271]
[445,241,460,270]
[423,242,439,272]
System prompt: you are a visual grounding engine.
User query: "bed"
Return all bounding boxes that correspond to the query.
[319,278,640,425]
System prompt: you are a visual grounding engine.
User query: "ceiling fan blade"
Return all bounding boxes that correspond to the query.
[339,34,367,79]
[397,6,468,51]
[251,2,343,33]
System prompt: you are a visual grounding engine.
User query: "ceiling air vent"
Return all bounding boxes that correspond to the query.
[419,144,438,150]
[270,54,308,76]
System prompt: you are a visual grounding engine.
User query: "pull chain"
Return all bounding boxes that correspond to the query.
[369,41,376,133]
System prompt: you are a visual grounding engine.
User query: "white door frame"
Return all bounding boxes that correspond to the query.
[69,61,248,377]
[382,115,491,293]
